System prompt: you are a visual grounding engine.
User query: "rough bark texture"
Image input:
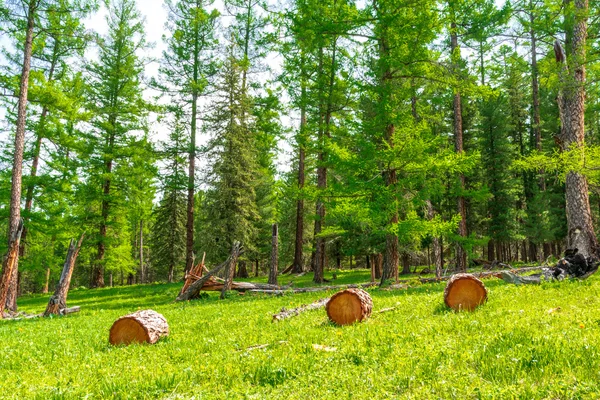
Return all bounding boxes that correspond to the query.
[451,22,468,273]
[556,0,598,259]
[109,309,169,345]
[326,288,373,325]
[44,234,84,316]
[269,224,278,285]
[0,221,24,317]
[443,273,488,311]
[4,1,37,312]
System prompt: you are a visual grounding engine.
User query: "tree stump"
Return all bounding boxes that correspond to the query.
[444,273,487,311]
[325,288,373,325]
[109,310,169,345]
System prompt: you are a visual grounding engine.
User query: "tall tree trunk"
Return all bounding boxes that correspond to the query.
[292,71,307,274]
[20,39,59,259]
[377,12,399,285]
[139,220,144,284]
[556,0,598,259]
[313,38,338,284]
[93,133,115,289]
[530,4,545,191]
[269,224,278,285]
[186,22,201,275]
[3,2,37,312]
[451,21,468,273]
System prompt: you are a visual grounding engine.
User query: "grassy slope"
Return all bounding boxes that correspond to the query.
[2,270,600,399]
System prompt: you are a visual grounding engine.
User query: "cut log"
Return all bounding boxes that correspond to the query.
[44,234,84,317]
[109,309,169,345]
[443,273,487,311]
[272,297,330,322]
[325,288,373,325]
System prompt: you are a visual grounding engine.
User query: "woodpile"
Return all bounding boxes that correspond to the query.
[325,288,373,325]
[109,309,169,345]
[443,273,487,311]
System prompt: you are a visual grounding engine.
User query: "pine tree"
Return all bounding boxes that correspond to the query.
[158,0,219,274]
[83,0,149,288]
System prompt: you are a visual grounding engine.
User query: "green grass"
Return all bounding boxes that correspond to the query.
[3,269,600,399]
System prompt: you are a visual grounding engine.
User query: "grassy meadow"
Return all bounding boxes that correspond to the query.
[2,269,600,399]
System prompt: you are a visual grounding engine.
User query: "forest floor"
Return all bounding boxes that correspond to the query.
[2,269,600,399]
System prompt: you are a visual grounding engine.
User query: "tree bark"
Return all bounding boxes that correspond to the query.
[556,0,598,259]
[292,104,306,274]
[139,220,144,284]
[269,224,278,285]
[109,310,169,345]
[3,2,37,311]
[0,222,23,317]
[44,234,84,316]
[451,21,468,273]
[220,242,242,299]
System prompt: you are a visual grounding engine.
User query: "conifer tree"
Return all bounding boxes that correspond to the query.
[84,0,149,288]
[158,0,219,275]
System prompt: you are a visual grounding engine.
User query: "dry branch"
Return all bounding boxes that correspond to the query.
[177,242,242,301]
[272,297,330,322]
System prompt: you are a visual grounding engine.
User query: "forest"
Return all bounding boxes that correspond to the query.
[1,0,600,313]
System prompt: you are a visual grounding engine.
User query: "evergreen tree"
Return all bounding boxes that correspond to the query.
[83,0,149,288]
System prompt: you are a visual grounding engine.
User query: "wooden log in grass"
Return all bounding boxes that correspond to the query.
[443,273,487,311]
[109,309,169,345]
[325,288,373,325]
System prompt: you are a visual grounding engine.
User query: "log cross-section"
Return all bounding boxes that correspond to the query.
[109,309,169,345]
[44,234,84,317]
[443,273,488,311]
[325,288,373,325]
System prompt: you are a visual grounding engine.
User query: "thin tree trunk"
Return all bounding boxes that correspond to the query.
[139,220,144,284]
[530,2,545,191]
[451,21,467,273]
[269,224,278,285]
[292,79,307,274]
[42,267,50,294]
[186,24,201,275]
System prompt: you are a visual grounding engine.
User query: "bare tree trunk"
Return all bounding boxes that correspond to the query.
[3,2,37,312]
[451,22,468,273]
[42,267,50,294]
[220,242,242,299]
[139,220,144,284]
[269,224,278,285]
[378,21,399,285]
[0,222,23,317]
[292,59,307,274]
[555,0,598,259]
[45,234,84,316]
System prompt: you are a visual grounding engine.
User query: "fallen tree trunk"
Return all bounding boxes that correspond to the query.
[109,309,169,345]
[177,242,242,301]
[272,297,330,322]
[199,276,292,292]
[44,234,84,317]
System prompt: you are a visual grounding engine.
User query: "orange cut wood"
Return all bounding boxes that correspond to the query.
[109,309,169,345]
[325,288,373,325]
[444,273,487,311]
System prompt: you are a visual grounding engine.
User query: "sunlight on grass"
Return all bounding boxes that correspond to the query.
[2,270,600,399]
